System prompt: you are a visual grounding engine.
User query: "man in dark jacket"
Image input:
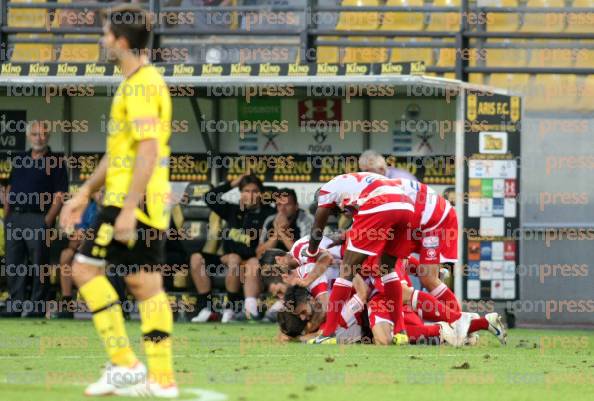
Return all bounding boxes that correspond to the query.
[200,173,274,322]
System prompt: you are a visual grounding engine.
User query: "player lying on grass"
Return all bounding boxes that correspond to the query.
[277,277,507,347]
[269,235,507,346]
[306,174,463,343]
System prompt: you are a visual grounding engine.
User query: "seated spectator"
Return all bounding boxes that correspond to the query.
[257,188,313,257]
[191,173,274,323]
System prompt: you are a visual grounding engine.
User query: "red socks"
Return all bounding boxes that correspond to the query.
[406,325,441,342]
[430,283,461,313]
[469,317,489,333]
[381,272,404,334]
[321,278,352,337]
[411,290,461,323]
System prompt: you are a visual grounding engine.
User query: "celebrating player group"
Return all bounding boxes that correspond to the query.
[274,172,507,346]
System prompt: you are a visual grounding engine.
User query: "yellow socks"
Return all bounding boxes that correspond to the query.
[79,276,137,368]
[139,291,175,386]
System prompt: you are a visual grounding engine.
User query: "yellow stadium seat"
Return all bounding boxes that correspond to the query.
[468,74,484,84]
[574,48,594,68]
[528,46,574,68]
[8,0,54,61]
[520,0,565,33]
[343,37,388,63]
[316,36,340,63]
[575,75,594,111]
[528,75,578,111]
[380,0,424,32]
[565,0,594,33]
[59,36,101,62]
[485,40,527,67]
[336,0,381,31]
[436,45,456,68]
[10,35,54,61]
[487,0,520,32]
[426,0,461,32]
[489,73,530,91]
[390,37,434,65]
[8,0,48,28]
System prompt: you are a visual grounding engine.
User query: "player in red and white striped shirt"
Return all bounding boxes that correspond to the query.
[306,173,416,344]
[382,178,461,313]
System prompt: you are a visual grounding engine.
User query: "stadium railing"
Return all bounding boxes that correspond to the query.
[0,0,593,110]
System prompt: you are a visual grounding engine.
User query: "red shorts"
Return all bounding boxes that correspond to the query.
[346,207,415,262]
[388,208,459,264]
[417,207,458,264]
[367,294,394,329]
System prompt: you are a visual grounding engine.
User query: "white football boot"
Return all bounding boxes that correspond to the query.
[114,380,180,398]
[486,312,507,345]
[84,362,147,396]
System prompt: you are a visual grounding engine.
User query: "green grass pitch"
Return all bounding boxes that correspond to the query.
[0,320,593,401]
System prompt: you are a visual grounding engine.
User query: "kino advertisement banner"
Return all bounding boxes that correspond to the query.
[463,92,522,301]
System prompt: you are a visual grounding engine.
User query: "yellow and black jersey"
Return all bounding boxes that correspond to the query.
[104,64,172,231]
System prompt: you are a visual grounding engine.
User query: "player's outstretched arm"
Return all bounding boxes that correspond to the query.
[307,206,332,256]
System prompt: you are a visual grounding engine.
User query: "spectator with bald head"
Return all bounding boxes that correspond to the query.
[2,121,68,318]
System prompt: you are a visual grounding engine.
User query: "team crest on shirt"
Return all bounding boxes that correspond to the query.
[422,236,439,248]
[427,248,437,259]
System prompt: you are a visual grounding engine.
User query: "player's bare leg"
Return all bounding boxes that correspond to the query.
[418,263,461,312]
[378,253,407,344]
[372,322,394,346]
[308,249,365,344]
[72,260,145,396]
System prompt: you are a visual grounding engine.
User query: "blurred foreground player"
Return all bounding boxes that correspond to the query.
[60,6,177,398]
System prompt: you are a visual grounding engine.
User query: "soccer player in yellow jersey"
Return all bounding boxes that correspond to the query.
[60,6,177,398]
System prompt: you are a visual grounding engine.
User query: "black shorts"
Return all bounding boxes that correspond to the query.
[77,206,166,275]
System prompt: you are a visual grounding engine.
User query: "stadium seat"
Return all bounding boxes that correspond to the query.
[488,73,530,92]
[316,36,340,63]
[520,0,565,33]
[390,37,434,65]
[528,41,574,68]
[574,48,594,68]
[468,73,484,84]
[486,0,520,32]
[336,0,381,31]
[343,37,388,63]
[8,0,54,61]
[575,75,594,111]
[59,35,101,62]
[528,74,578,111]
[380,0,424,32]
[565,0,594,33]
[8,0,47,28]
[426,0,461,32]
[485,40,527,67]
